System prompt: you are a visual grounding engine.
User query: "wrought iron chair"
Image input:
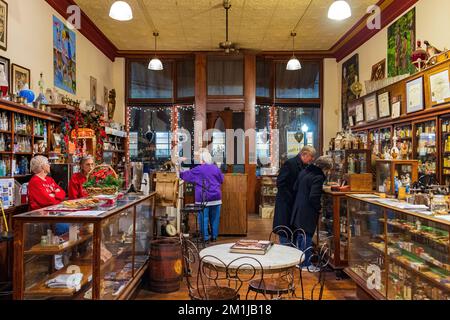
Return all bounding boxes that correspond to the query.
[180,235,264,300]
[288,240,331,301]
[246,226,312,299]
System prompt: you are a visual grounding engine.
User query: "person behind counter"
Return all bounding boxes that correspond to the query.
[290,156,333,271]
[273,146,316,244]
[68,155,95,199]
[177,148,224,243]
[28,155,66,210]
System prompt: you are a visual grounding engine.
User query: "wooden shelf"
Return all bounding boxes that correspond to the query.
[0,99,62,122]
[0,151,12,154]
[0,130,11,134]
[26,263,92,298]
[25,233,93,255]
[13,152,33,155]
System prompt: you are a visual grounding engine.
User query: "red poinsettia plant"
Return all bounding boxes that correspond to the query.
[83,166,123,189]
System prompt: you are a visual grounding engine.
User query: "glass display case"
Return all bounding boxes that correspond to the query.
[320,191,362,269]
[346,195,450,300]
[369,127,392,157]
[346,196,387,299]
[414,119,437,177]
[441,116,450,185]
[327,149,371,185]
[376,160,418,195]
[394,123,413,160]
[13,193,156,300]
[259,176,277,218]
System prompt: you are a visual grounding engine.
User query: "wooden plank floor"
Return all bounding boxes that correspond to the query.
[135,215,357,300]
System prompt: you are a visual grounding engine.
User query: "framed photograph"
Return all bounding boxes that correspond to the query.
[355,102,364,123]
[371,59,386,81]
[364,94,378,122]
[90,76,97,104]
[0,55,10,92]
[377,92,391,118]
[406,77,424,113]
[429,68,450,105]
[348,116,354,127]
[391,96,401,119]
[11,64,30,94]
[0,1,7,51]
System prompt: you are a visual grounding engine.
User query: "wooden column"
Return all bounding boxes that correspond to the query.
[244,54,257,214]
[195,53,207,149]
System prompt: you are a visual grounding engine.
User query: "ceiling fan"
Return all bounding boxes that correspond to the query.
[218,0,240,54]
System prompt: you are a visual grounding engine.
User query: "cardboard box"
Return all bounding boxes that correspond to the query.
[259,205,274,219]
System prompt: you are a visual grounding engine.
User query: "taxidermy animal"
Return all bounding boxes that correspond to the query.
[424,40,442,57]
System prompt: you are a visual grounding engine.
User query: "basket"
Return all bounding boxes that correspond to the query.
[85,164,120,196]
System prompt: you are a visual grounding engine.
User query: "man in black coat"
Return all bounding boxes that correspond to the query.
[290,156,333,270]
[273,146,316,243]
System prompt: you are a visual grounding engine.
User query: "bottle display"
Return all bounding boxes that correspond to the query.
[395,124,413,160]
[14,115,32,135]
[0,112,10,131]
[415,120,437,176]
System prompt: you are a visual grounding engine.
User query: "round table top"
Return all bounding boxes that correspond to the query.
[199,243,303,273]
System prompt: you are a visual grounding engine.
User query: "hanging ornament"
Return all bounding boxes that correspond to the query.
[294,131,304,143]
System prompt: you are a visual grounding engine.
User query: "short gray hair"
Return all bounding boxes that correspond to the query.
[300,146,317,157]
[30,155,49,174]
[199,148,213,164]
[314,156,333,171]
[80,155,94,165]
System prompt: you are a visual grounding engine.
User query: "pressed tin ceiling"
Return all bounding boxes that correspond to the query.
[74,0,378,52]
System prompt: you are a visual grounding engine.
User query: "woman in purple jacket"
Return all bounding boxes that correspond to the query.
[178,149,224,243]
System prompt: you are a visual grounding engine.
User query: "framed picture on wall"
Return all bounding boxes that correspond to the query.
[429,68,450,106]
[0,55,10,93]
[391,96,401,119]
[364,94,378,122]
[406,77,424,113]
[377,91,391,118]
[371,59,386,81]
[0,0,7,51]
[11,64,30,94]
[355,101,364,123]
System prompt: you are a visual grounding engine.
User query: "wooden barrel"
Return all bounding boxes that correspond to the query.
[148,238,183,293]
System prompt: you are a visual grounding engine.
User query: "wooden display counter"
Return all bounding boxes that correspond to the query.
[219,173,247,236]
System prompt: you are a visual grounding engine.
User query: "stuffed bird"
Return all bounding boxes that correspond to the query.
[424,40,442,58]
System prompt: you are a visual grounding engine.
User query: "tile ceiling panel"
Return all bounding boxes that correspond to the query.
[74,0,378,51]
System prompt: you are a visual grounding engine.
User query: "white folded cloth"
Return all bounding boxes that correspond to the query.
[45,273,83,291]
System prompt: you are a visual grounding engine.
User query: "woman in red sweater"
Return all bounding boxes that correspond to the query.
[68,155,95,199]
[28,155,66,211]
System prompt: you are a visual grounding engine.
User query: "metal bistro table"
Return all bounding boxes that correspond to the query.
[199,243,303,274]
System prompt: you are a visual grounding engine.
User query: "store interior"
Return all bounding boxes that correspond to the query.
[0,0,449,301]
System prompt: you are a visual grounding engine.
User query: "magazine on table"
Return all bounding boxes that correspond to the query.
[229,239,274,255]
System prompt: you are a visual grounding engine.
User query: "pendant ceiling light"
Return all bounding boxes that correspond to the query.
[109,1,133,21]
[148,32,163,71]
[328,0,352,21]
[286,32,301,71]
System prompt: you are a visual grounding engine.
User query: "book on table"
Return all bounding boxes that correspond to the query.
[229,240,274,255]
